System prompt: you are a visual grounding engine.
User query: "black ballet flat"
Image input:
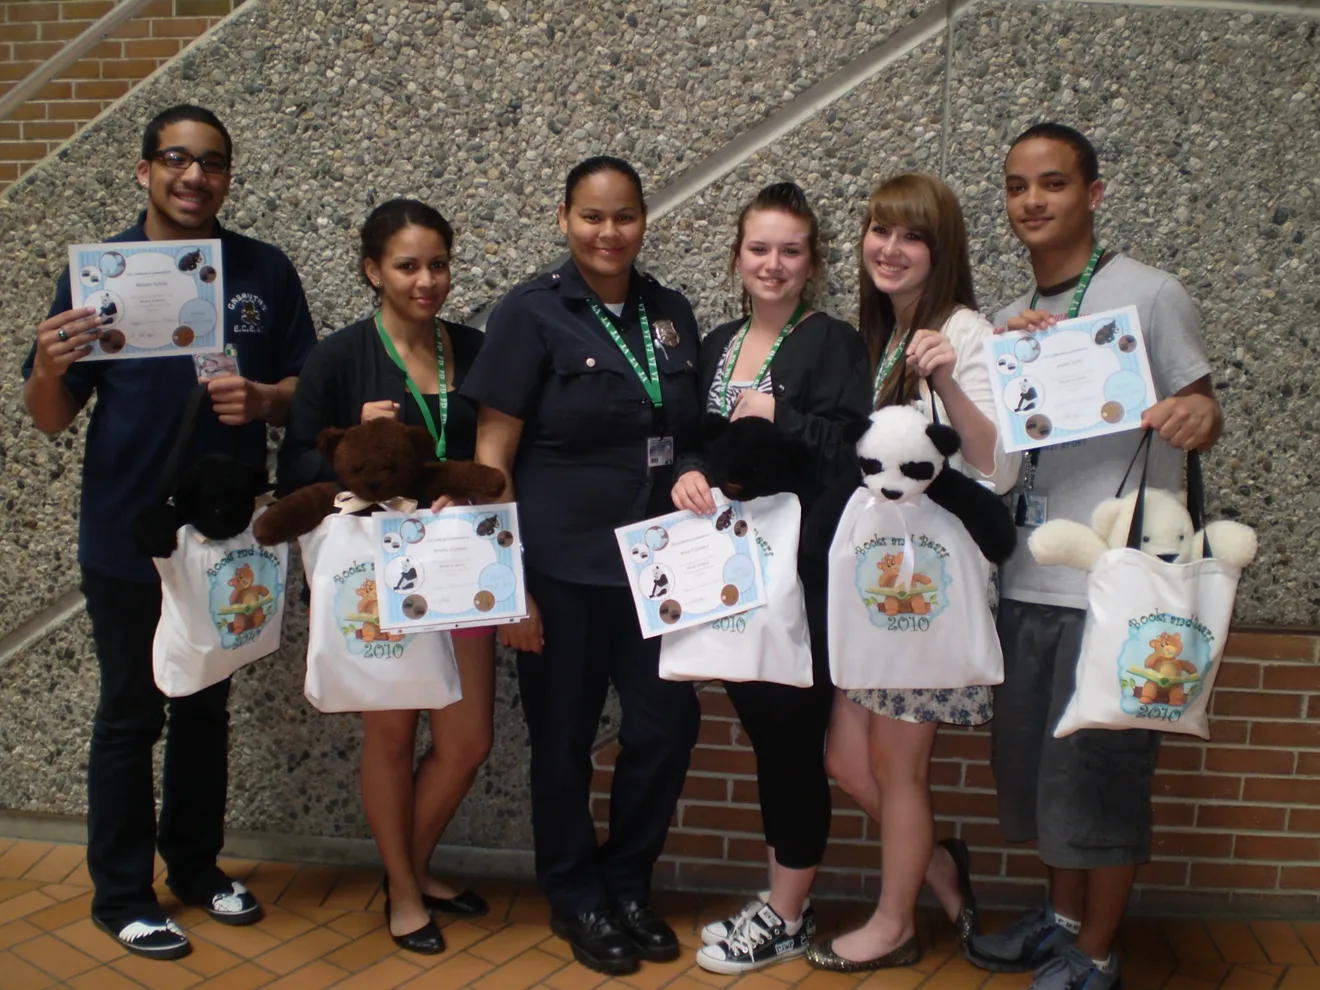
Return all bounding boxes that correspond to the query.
[384,898,446,955]
[939,837,980,951]
[422,889,489,918]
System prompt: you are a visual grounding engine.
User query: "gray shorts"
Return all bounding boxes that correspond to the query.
[991,599,1161,869]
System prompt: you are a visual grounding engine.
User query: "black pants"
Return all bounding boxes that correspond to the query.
[82,568,233,921]
[722,586,833,870]
[518,569,700,916]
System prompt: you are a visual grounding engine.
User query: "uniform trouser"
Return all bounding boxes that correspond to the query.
[721,585,833,869]
[518,568,700,917]
[81,568,232,921]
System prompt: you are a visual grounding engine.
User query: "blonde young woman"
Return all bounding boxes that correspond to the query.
[806,173,1019,973]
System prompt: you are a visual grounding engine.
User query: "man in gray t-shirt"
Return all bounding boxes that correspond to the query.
[966,124,1222,990]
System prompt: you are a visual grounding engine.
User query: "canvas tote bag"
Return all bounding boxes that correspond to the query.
[1055,436,1242,739]
[827,488,1002,690]
[659,492,813,687]
[300,512,461,713]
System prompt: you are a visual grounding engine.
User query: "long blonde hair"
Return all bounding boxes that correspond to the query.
[858,173,977,408]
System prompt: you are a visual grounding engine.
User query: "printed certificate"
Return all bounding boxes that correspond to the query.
[373,503,527,633]
[984,305,1157,453]
[67,239,224,361]
[615,502,767,639]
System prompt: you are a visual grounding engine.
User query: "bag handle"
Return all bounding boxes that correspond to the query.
[152,383,210,504]
[1119,429,1213,557]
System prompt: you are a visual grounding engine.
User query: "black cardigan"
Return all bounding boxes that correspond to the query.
[676,312,872,513]
[276,316,483,495]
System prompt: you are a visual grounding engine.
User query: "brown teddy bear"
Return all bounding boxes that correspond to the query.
[252,419,505,546]
[226,563,271,634]
[1139,631,1199,706]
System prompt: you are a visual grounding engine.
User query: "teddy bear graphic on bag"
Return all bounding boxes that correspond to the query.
[861,549,942,623]
[1029,484,1257,729]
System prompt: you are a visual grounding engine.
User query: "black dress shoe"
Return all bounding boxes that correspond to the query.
[939,837,980,952]
[615,899,680,962]
[384,899,446,955]
[422,888,489,918]
[550,910,640,975]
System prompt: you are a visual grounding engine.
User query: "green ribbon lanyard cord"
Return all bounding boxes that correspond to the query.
[374,310,447,459]
[871,326,915,407]
[1015,243,1105,525]
[586,299,664,408]
[1030,243,1105,318]
[719,300,807,417]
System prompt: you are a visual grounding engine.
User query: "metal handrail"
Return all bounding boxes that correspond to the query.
[0,0,158,123]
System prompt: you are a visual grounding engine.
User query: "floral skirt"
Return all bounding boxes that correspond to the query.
[845,685,992,725]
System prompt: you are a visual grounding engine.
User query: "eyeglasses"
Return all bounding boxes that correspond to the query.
[154,150,230,175]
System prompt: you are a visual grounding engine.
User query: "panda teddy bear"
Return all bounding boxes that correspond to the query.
[802,404,1017,691]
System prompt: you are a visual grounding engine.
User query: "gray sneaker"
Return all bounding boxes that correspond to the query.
[1028,947,1121,990]
[966,905,1076,973]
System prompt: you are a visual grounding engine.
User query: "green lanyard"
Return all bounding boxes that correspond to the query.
[718,301,807,416]
[374,311,447,459]
[587,299,664,408]
[1030,244,1105,317]
[871,327,914,406]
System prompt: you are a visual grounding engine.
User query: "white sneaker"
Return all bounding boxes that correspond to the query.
[701,891,815,945]
[697,902,810,974]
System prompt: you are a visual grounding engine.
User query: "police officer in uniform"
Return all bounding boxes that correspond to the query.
[461,157,701,976]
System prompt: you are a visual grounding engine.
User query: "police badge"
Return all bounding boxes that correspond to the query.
[653,319,680,348]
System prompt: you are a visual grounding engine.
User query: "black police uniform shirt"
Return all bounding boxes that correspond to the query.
[21,213,317,584]
[276,316,483,499]
[461,259,701,586]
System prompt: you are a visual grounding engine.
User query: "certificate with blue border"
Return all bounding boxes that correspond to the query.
[67,239,224,361]
[373,503,527,633]
[983,305,1157,453]
[615,503,767,639]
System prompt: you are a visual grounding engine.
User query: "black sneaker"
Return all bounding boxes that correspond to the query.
[696,901,811,974]
[701,892,815,945]
[93,916,192,960]
[176,879,264,926]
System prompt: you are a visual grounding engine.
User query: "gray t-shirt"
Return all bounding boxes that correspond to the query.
[995,253,1212,609]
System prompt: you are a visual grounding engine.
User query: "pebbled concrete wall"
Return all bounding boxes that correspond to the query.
[1,0,1318,863]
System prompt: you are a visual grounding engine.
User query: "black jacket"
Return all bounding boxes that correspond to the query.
[677,312,871,513]
[276,316,483,495]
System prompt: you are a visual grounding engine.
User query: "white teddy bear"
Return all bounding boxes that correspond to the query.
[1028,487,1258,571]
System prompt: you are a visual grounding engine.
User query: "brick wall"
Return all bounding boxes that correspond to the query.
[0,0,245,193]
[592,631,1320,918]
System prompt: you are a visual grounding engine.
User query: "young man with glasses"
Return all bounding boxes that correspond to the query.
[966,122,1221,990]
[21,104,316,960]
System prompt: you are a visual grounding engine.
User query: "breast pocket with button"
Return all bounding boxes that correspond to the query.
[540,346,651,448]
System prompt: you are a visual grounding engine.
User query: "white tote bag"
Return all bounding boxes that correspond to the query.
[299,514,461,713]
[152,507,288,698]
[827,489,1002,690]
[1055,448,1242,739]
[659,493,812,687]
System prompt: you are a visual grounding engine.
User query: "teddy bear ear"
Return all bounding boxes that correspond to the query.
[926,423,961,458]
[316,427,348,460]
[406,425,437,463]
[701,413,731,446]
[841,416,872,445]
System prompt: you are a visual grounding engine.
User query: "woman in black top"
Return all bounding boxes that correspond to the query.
[278,200,492,954]
[671,183,871,976]
[461,158,702,977]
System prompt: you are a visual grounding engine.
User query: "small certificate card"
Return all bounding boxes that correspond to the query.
[67,239,224,361]
[984,305,1157,453]
[615,502,767,639]
[373,503,528,633]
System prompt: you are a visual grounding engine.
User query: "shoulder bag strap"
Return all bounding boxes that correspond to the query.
[153,383,210,503]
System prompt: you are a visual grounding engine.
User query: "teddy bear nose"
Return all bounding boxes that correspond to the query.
[882,488,903,500]
[1157,553,1179,563]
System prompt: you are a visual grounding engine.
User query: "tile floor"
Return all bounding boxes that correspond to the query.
[0,838,1317,989]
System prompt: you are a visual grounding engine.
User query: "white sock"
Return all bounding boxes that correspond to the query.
[1092,953,1116,973]
[1051,909,1082,934]
[782,915,803,935]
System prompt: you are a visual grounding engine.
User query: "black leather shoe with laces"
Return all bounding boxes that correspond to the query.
[615,899,680,962]
[550,910,641,975]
